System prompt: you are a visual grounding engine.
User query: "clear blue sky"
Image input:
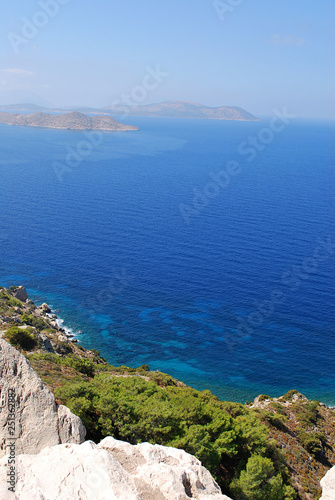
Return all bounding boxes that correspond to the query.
[1,0,334,118]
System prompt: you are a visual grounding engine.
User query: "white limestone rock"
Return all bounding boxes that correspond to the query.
[0,339,85,458]
[38,303,51,314]
[320,466,335,500]
[0,438,232,499]
[99,436,231,499]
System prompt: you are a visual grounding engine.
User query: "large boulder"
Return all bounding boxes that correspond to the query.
[11,286,28,302]
[36,303,51,315]
[0,437,232,499]
[320,466,335,500]
[0,339,86,458]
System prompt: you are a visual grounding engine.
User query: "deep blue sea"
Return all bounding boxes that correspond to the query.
[0,116,334,404]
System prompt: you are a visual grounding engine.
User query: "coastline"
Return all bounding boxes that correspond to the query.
[1,281,333,408]
[22,290,335,409]
[1,284,335,498]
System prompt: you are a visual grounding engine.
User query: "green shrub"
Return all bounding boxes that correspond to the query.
[29,352,95,377]
[137,364,150,372]
[270,402,286,415]
[44,328,57,334]
[258,394,272,402]
[231,454,296,500]
[297,430,324,457]
[260,410,288,431]
[30,353,56,362]
[280,390,299,402]
[149,371,177,386]
[296,401,319,426]
[20,313,48,331]
[64,357,95,377]
[59,355,95,376]
[4,326,38,351]
[90,349,101,357]
[0,291,23,308]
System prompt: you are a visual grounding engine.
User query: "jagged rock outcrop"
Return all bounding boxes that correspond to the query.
[0,339,85,458]
[38,303,51,314]
[320,466,335,500]
[0,437,232,499]
[11,286,28,303]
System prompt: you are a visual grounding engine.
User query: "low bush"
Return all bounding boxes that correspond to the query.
[0,290,23,308]
[295,401,319,426]
[90,349,101,357]
[280,390,299,402]
[258,394,272,402]
[260,410,288,431]
[269,402,286,415]
[297,430,324,457]
[20,313,48,331]
[4,326,38,351]
[29,353,95,377]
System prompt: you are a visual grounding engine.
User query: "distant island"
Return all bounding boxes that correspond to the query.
[0,101,259,121]
[0,111,139,132]
[103,100,259,121]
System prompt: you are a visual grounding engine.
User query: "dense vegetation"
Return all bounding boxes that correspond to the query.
[24,352,295,498]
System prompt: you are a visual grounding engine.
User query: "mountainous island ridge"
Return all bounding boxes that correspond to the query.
[0,100,259,121]
[0,110,139,131]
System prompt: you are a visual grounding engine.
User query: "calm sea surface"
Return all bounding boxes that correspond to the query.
[0,117,334,404]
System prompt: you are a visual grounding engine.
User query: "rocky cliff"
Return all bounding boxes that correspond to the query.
[0,338,86,458]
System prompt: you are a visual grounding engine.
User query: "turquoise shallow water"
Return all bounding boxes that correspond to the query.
[0,117,334,404]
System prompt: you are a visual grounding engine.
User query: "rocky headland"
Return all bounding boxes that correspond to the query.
[0,285,334,499]
[0,111,139,131]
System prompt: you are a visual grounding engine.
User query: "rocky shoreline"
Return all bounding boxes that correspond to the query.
[0,285,334,499]
[0,286,104,364]
[0,285,231,499]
